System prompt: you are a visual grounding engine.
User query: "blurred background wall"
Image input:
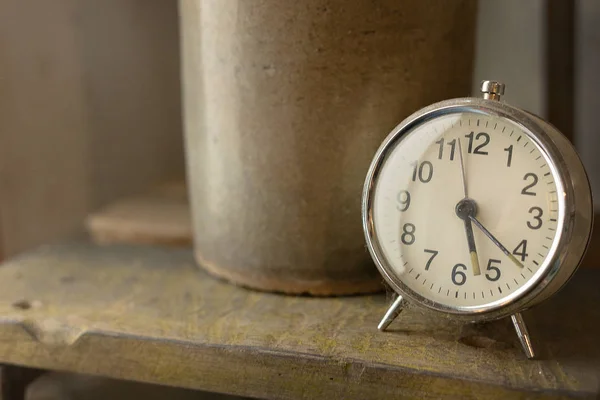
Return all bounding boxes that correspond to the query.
[473,0,546,116]
[0,0,596,259]
[0,0,185,257]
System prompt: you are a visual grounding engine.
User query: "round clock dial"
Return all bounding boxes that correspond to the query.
[370,112,564,312]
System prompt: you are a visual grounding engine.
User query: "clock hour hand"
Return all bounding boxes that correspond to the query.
[463,218,481,275]
[469,215,524,269]
[455,199,481,275]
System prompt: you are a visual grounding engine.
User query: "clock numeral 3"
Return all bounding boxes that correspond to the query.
[521,173,538,196]
[410,161,433,183]
[401,223,416,245]
[485,259,502,282]
[527,206,543,230]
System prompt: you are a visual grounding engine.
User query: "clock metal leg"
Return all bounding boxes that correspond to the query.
[378,295,404,331]
[511,312,535,359]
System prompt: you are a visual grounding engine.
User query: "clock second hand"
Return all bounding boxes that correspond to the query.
[457,138,481,275]
[469,215,524,269]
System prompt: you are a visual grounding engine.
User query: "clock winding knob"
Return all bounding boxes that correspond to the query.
[481,80,505,101]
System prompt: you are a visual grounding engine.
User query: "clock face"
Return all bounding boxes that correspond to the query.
[370,112,565,312]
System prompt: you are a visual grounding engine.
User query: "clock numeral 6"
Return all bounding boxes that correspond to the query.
[401,223,416,245]
[485,259,502,282]
[396,190,411,212]
[451,263,467,286]
[410,161,433,183]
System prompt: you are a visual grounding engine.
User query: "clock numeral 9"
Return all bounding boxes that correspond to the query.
[396,190,411,212]
[401,223,416,245]
[451,263,467,286]
[465,131,490,155]
[485,259,502,282]
[527,206,543,229]
[521,173,538,196]
[410,161,433,183]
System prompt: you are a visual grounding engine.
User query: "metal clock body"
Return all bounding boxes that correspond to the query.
[362,81,593,358]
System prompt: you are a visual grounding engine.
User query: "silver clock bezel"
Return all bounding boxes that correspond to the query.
[362,97,593,322]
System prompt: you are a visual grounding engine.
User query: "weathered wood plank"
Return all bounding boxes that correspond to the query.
[0,244,597,399]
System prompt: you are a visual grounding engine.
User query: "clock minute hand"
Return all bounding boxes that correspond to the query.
[469,215,524,269]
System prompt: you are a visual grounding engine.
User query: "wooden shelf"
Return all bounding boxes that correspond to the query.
[0,243,598,399]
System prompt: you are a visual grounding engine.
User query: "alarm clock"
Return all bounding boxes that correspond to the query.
[362,80,593,358]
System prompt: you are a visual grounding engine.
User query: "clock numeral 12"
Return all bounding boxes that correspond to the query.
[465,131,490,155]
